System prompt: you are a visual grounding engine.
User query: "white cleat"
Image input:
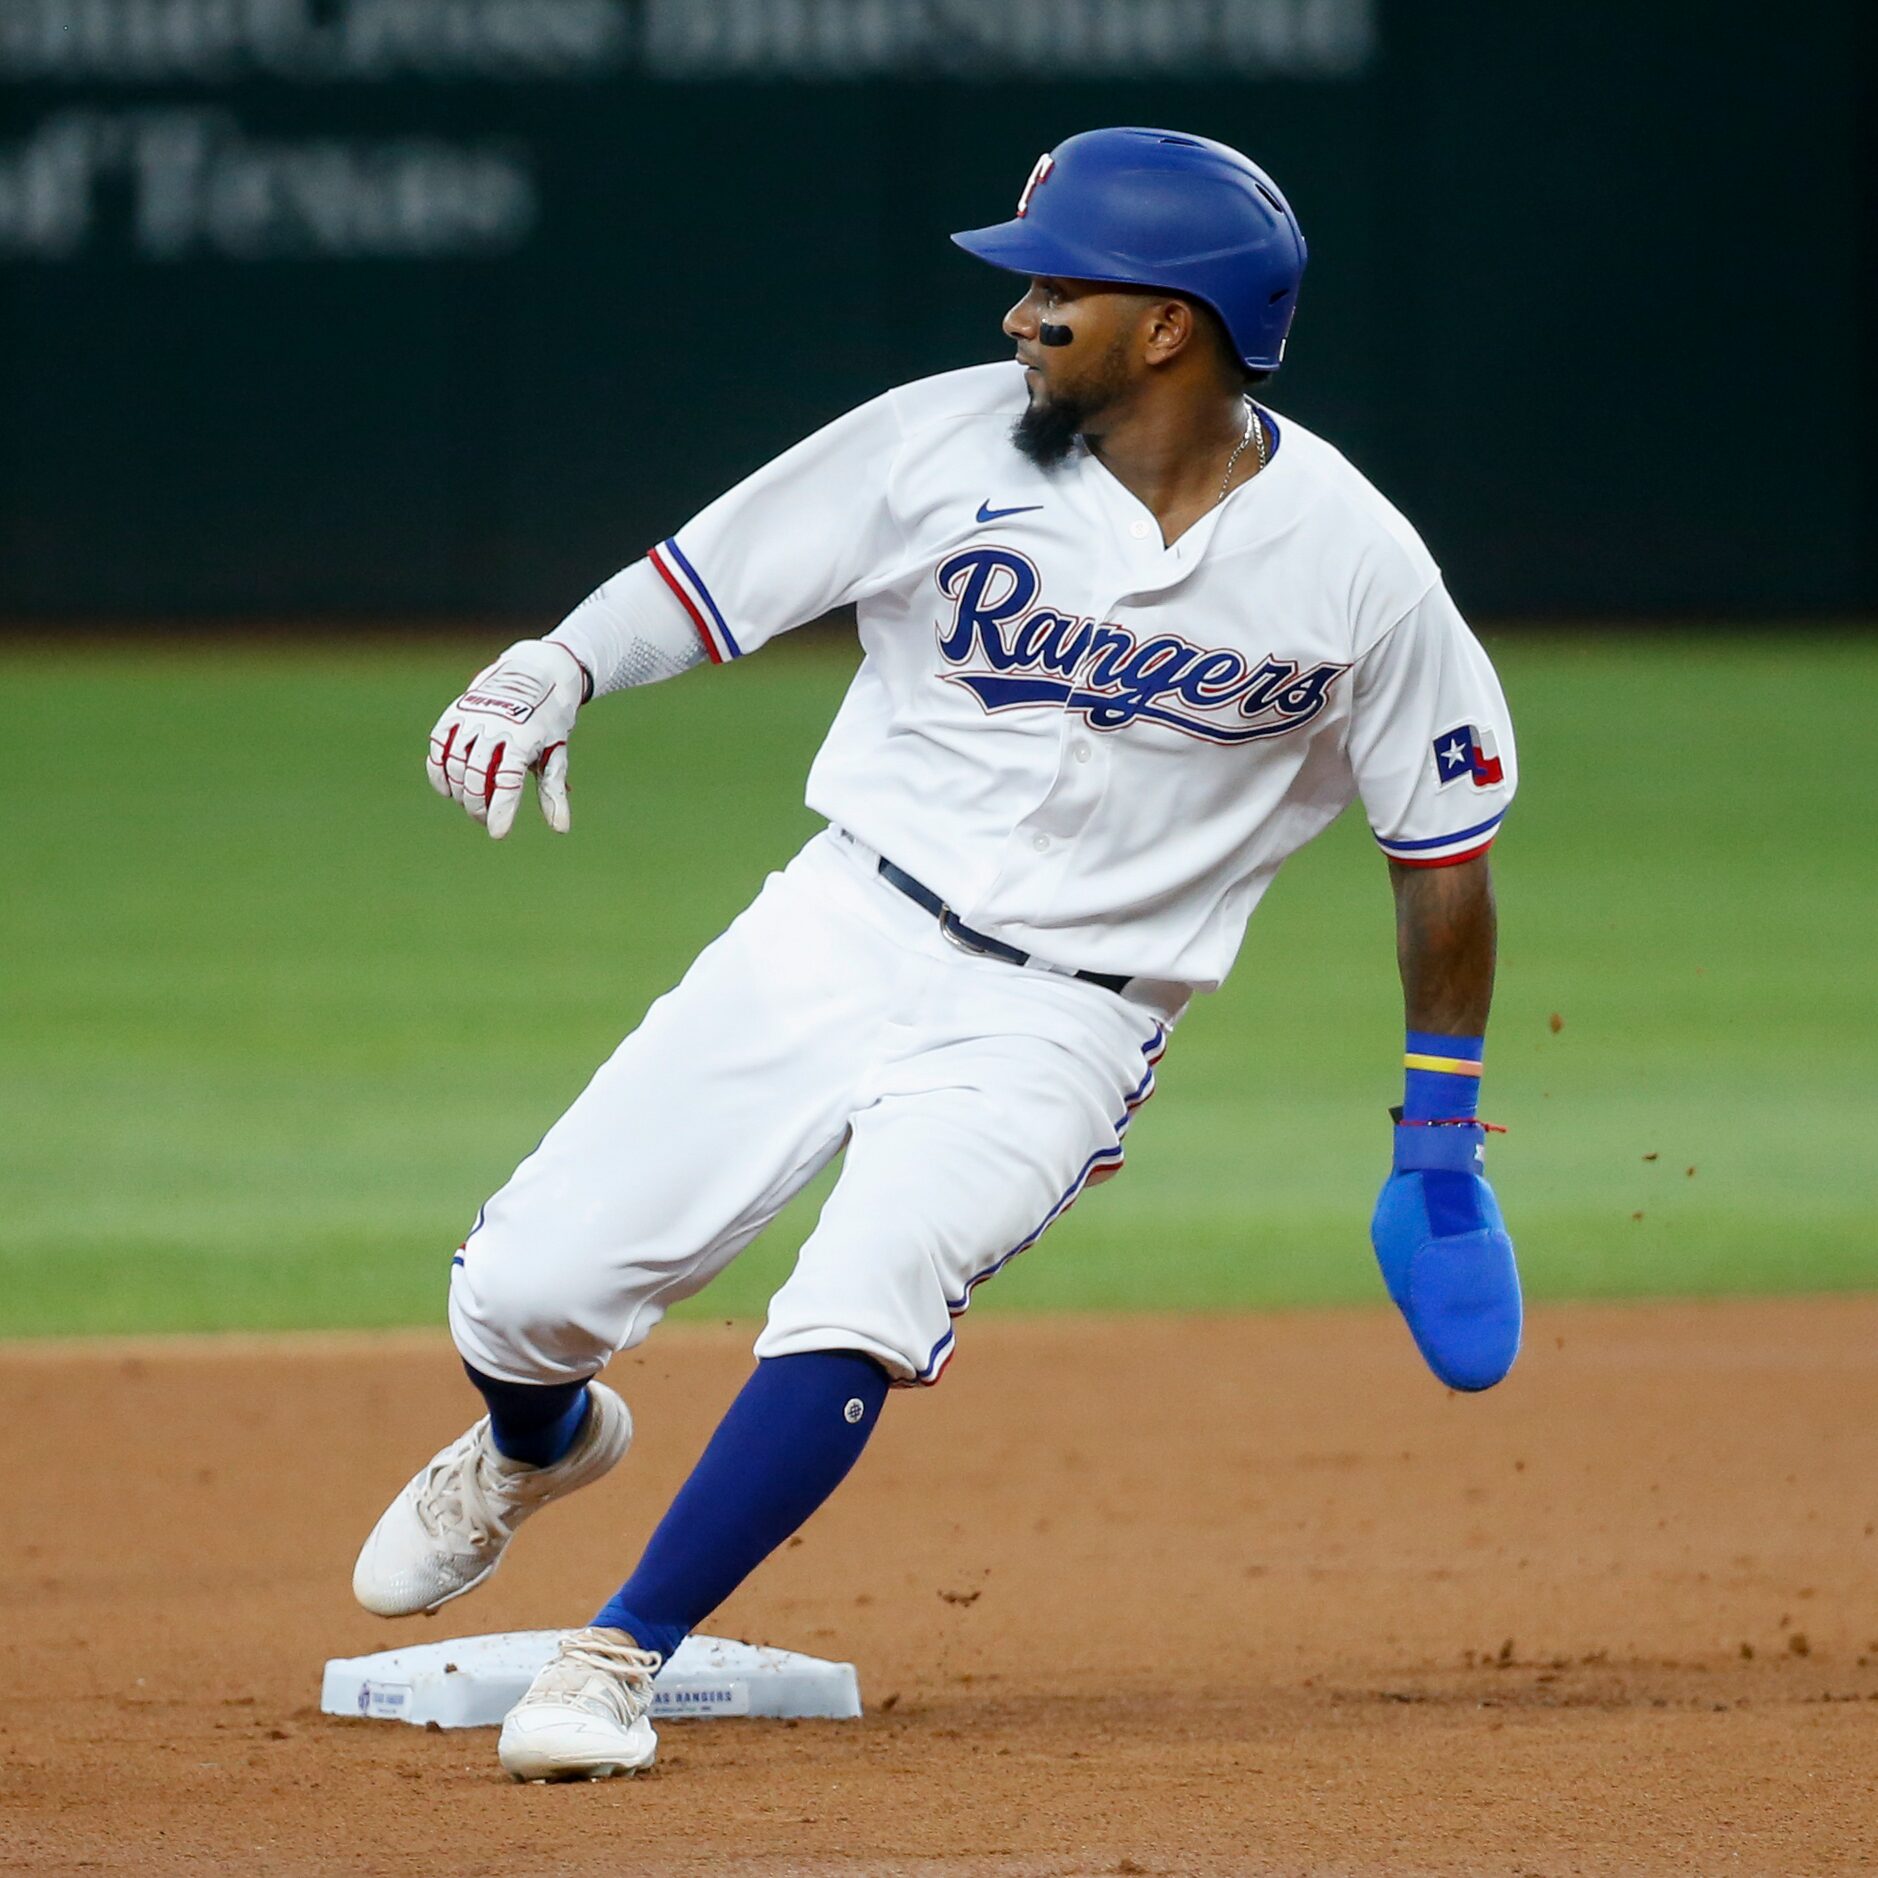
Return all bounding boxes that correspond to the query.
[352,1383,632,1618]
[498,1627,662,1782]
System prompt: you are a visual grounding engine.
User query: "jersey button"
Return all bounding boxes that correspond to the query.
[1128,519,1151,540]
[1072,741,1092,763]
[1031,833,1051,853]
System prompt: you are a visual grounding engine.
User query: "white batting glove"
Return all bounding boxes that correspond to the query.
[426,640,589,839]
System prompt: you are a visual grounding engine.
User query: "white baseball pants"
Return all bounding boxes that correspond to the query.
[448,827,1171,1385]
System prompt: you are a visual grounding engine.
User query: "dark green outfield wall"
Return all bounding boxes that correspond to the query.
[0,1,1869,621]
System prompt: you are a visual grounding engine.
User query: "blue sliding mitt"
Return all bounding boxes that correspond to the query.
[1371,1117,1521,1391]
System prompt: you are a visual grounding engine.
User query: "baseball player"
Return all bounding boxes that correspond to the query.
[353,127,1521,1783]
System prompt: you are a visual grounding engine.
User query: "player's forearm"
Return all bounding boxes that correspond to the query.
[1377,851,1517,1390]
[548,558,708,699]
[1389,853,1496,1036]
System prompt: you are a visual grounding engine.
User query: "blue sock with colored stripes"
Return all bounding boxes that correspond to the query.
[592,1351,890,1664]
[462,1362,591,1467]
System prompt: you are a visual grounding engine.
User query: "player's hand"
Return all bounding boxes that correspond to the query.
[426,640,588,839]
[1370,1120,1521,1391]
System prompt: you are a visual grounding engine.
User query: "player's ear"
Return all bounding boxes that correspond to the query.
[1141,297,1198,367]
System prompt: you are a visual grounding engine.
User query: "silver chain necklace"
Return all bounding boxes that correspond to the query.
[1217,397,1267,505]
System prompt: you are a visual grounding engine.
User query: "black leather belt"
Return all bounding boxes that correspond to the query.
[876,856,1132,996]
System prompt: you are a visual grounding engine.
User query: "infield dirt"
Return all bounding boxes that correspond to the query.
[4,1298,1876,1876]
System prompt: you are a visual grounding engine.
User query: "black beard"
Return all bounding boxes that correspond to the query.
[1010,388,1089,469]
[1010,336,1133,470]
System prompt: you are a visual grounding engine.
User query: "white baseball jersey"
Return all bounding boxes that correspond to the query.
[453,360,1520,1388]
[634,360,1516,993]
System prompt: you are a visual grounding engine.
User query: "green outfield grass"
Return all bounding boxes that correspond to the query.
[3,632,1873,1337]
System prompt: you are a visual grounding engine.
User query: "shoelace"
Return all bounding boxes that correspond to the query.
[412,1429,523,1552]
[536,1629,663,1722]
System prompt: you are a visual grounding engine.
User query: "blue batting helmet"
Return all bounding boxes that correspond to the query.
[951,127,1307,373]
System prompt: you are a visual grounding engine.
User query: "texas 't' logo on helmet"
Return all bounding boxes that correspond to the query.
[1014,153,1054,218]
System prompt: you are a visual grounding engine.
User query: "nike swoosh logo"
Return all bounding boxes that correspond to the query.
[975,501,1044,524]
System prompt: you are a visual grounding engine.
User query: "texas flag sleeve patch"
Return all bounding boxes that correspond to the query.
[1432,723,1505,789]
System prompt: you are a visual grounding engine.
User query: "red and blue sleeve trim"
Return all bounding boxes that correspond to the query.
[1376,807,1506,868]
[648,537,742,664]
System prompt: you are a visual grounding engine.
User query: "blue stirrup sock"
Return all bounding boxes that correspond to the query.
[462,1361,592,1467]
[592,1350,891,1664]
